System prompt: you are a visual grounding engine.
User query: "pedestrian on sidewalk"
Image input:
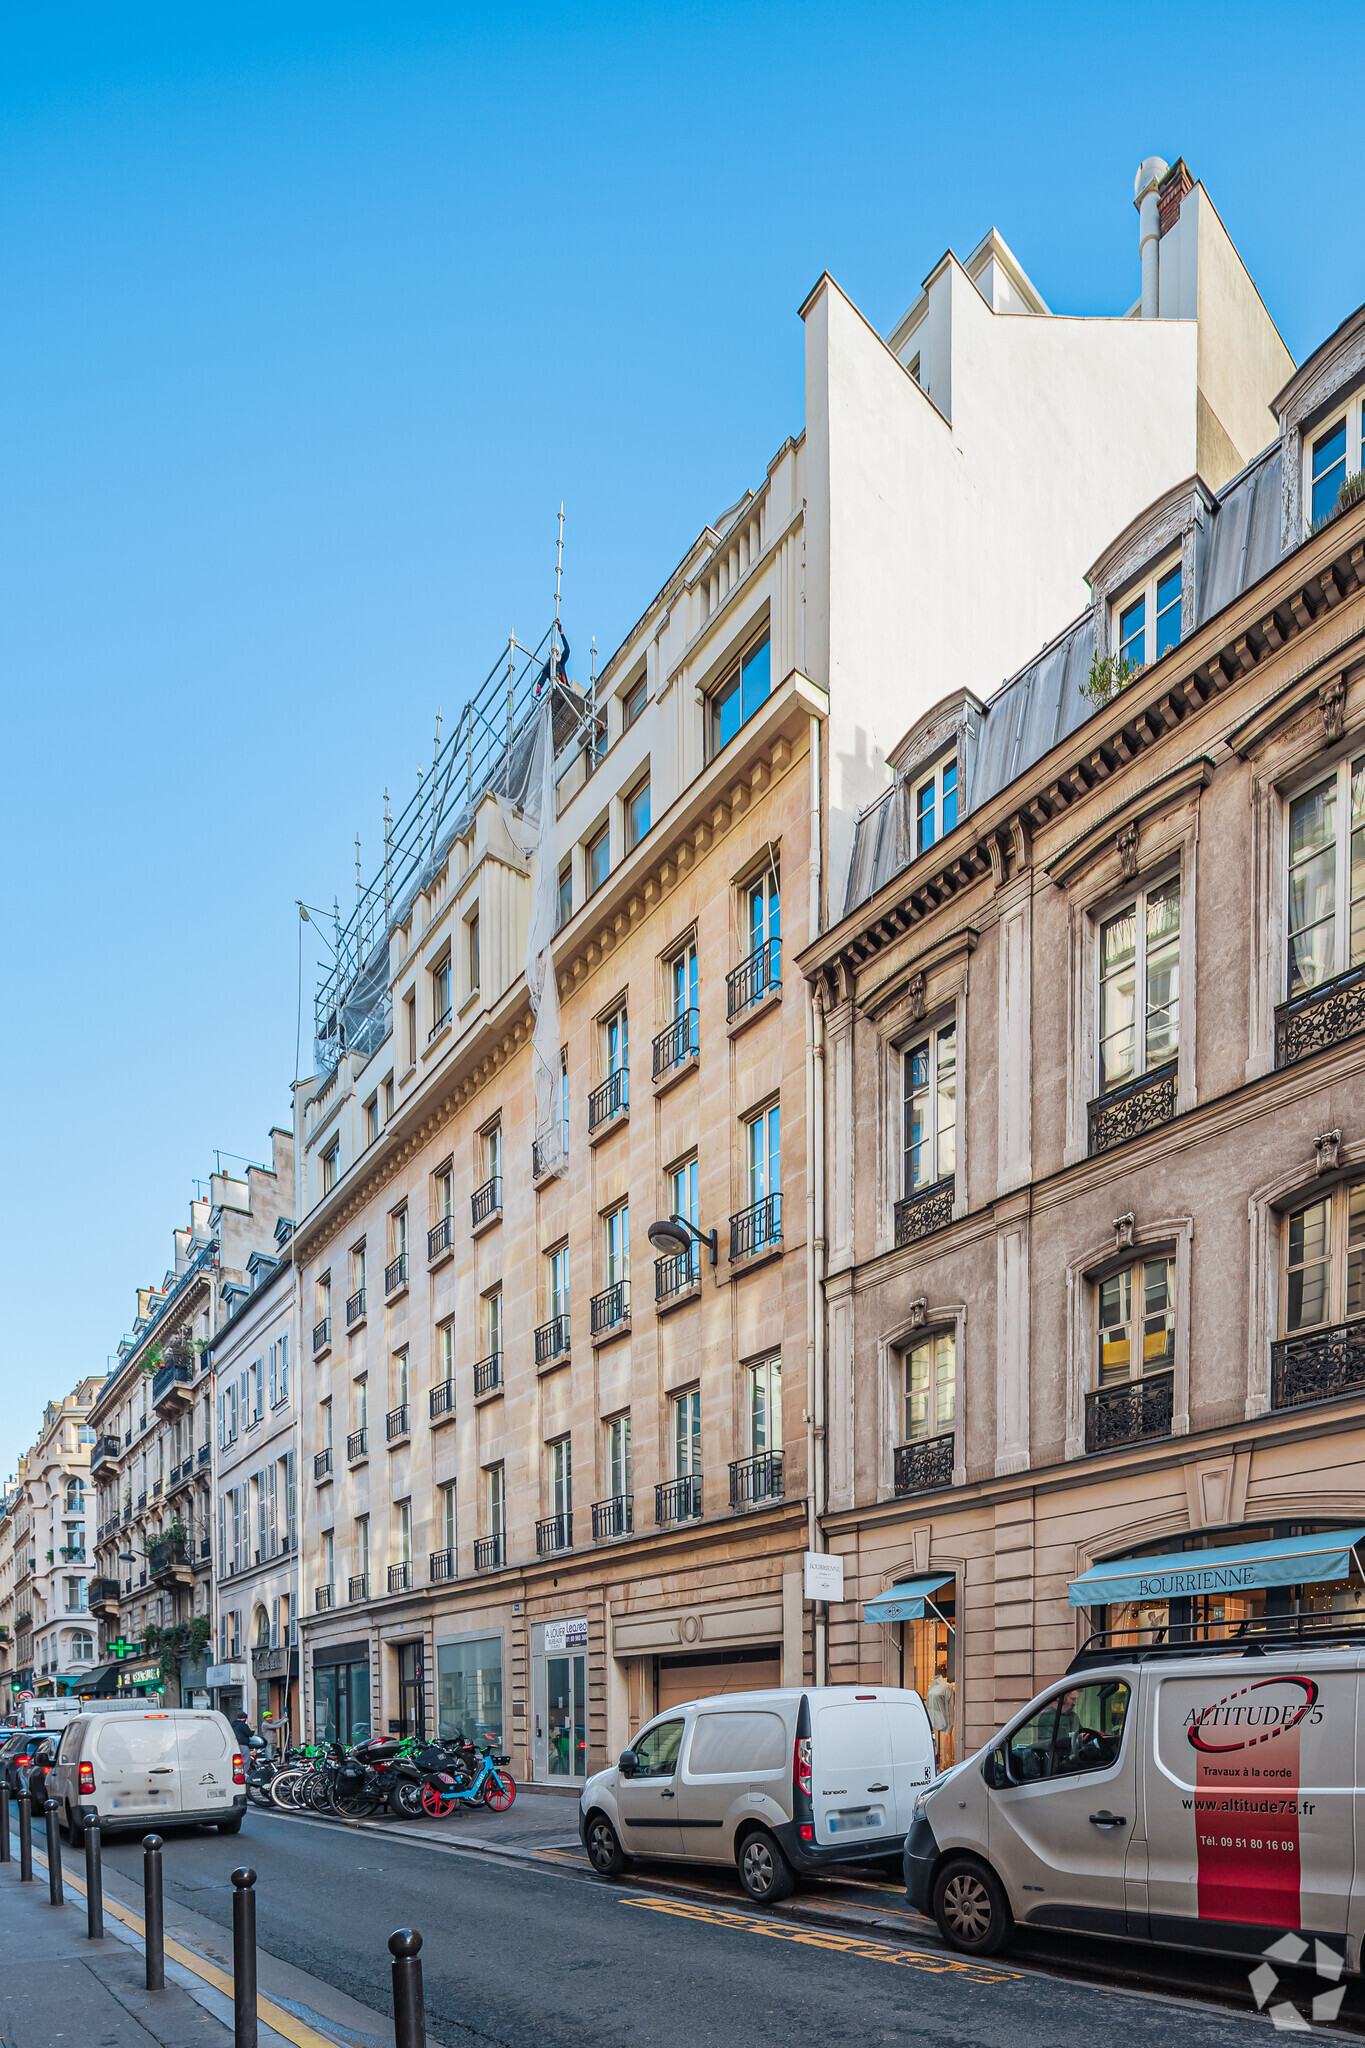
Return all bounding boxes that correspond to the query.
[231,1709,255,1751]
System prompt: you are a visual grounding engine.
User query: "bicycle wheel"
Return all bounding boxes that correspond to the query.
[330,1781,382,1819]
[483,1769,516,1811]
[269,1770,305,1810]
[304,1771,335,1811]
[246,1772,276,1810]
[420,1780,459,1818]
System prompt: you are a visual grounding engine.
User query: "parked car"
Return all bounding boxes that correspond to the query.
[1,1731,58,1809]
[904,1623,1365,1966]
[45,1708,247,1842]
[580,1685,935,1903]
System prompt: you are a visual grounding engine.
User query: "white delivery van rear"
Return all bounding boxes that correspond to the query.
[809,1692,935,1852]
[50,1708,247,1838]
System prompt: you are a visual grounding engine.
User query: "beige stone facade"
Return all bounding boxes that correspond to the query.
[0,1380,104,1712]
[804,320,1365,1765]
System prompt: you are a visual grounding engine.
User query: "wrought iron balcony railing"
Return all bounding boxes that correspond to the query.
[348,1573,370,1604]
[592,1494,633,1541]
[588,1067,629,1131]
[313,1317,331,1355]
[726,938,781,1019]
[386,1404,410,1442]
[655,1252,699,1304]
[429,1379,456,1422]
[1084,1368,1175,1454]
[1087,1060,1177,1156]
[388,1561,414,1593]
[148,1536,191,1580]
[591,1281,629,1335]
[347,1427,369,1462]
[532,1128,569,1178]
[151,1361,193,1409]
[90,1435,120,1473]
[1271,1318,1365,1411]
[655,1474,702,1526]
[536,1315,570,1365]
[346,1288,366,1326]
[1276,962,1365,1069]
[729,1451,784,1509]
[429,1548,455,1583]
[894,1176,955,1247]
[314,1448,332,1481]
[536,1512,573,1556]
[428,1213,454,1261]
[652,1009,698,1080]
[385,1252,409,1294]
[428,1004,452,1042]
[730,1193,782,1261]
[315,1584,333,1611]
[197,1442,211,1466]
[472,1176,503,1229]
[893,1432,955,1496]
[473,1352,503,1398]
[474,1533,505,1572]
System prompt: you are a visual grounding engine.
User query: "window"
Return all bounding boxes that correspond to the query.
[603,1003,628,1081]
[547,1243,570,1320]
[435,1165,453,1221]
[437,1319,455,1386]
[623,674,647,729]
[404,993,417,1069]
[1286,755,1365,999]
[440,1482,457,1555]
[68,1630,94,1662]
[1098,874,1180,1092]
[356,1515,370,1580]
[364,1096,379,1147]
[748,1357,782,1453]
[384,1075,395,1119]
[605,1203,629,1286]
[633,1717,685,1776]
[322,1528,335,1594]
[672,1390,701,1478]
[903,1331,955,1439]
[437,1637,502,1746]
[549,1437,572,1521]
[557,862,573,931]
[1097,1257,1175,1383]
[321,1399,333,1452]
[606,1413,631,1499]
[468,914,480,993]
[560,1048,570,1149]
[487,1464,506,1540]
[484,1123,502,1184]
[356,1378,368,1432]
[65,1577,86,1612]
[748,868,780,955]
[65,1479,84,1513]
[708,634,771,758]
[393,1208,409,1263]
[1002,1680,1130,1783]
[1308,400,1364,529]
[351,1243,366,1297]
[432,954,452,1032]
[393,1349,409,1410]
[1285,1185,1365,1333]
[626,775,651,851]
[914,756,959,857]
[902,1021,956,1194]
[587,826,610,897]
[484,1289,503,1358]
[745,1103,781,1208]
[396,1499,412,1563]
[1155,565,1182,657]
[322,1142,340,1196]
[670,1156,699,1275]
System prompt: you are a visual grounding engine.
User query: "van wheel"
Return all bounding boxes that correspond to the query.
[932,1858,1012,1956]
[63,1805,81,1847]
[737,1830,795,1905]
[216,1817,243,1835]
[585,1814,627,1877]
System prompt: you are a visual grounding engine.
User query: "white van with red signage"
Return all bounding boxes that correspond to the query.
[904,1623,1365,1966]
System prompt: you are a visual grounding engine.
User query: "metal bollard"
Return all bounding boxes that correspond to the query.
[45,1803,63,1905]
[17,1792,32,1882]
[142,1834,165,1990]
[388,1928,426,2048]
[231,1868,258,2048]
[84,1813,104,1939]
[0,1779,9,1862]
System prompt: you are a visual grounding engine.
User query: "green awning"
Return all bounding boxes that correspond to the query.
[863,1574,955,1623]
[1068,1528,1365,1608]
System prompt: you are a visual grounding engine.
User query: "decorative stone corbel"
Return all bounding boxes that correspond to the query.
[907,1296,928,1330]
[907,972,927,1023]
[1320,675,1347,743]
[1117,822,1139,881]
[1315,1128,1342,1175]
[1113,1211,1135,1250]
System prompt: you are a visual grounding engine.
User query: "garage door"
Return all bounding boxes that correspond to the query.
[657,1647,781,1711]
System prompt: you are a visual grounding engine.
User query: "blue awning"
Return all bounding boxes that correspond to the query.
[863,1574,955,1623]
[1068,1528,1365,1608]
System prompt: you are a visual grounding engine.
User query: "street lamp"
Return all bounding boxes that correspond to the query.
[647,1213,718,1266]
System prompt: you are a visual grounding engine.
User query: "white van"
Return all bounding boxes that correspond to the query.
[580,1685,935,1902]
[905,1631,1365,1966]
[45,1708,247,1842]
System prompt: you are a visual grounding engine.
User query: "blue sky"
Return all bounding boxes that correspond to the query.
[1,2,1362,1475]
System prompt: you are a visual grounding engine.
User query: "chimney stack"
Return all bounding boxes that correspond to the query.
[1133,156,1169,317]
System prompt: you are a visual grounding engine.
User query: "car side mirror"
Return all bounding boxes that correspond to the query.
[982,1747,1011,1791]
[618,1750,638,1778]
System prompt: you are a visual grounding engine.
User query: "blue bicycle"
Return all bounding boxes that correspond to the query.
[421,1746,516,1816]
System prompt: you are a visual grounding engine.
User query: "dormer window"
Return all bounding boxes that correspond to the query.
[914,756,958,856]
[1309,400,1363,529]
[1115,561,1182,674]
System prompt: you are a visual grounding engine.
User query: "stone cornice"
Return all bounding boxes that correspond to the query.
[1044,755,1214,887]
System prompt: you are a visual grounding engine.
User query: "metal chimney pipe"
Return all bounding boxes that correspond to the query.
[1134,157,1168,317]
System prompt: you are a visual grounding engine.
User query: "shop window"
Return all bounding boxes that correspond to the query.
[437,1637,503,1747]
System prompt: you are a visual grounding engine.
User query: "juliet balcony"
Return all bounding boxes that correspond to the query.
[655,1474,702,1526]
[474,1353,504,1399]
[652,1009,698,1084]
[592,1494,632,1541]
[591,1281,629,1340]
[726,938,780,1021]
[893,1432,954,1496]
[1087,1061,1177,1157]
[535,1315,570,1368]
[730,1194,781,1263]
[471,1177,503,1232]
[536,1512,573,1557]
[895,1176,955,1248]
[1276,962,1365,1069]
[1271,1318,1365,1411]
[1084,1369,1174,1454]
[729,1451,783,1509]
[588,1068,629,1136]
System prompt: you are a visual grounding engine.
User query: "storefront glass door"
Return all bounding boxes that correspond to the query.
[531,1618,588,1783]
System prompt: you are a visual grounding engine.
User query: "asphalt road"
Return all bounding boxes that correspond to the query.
[87,1807,1307,2048]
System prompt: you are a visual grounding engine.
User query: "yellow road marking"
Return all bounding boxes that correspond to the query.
[25,1848,342,2047]
[620,1894,1018,1983]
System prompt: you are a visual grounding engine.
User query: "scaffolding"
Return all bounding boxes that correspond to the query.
[312,622,591,1080]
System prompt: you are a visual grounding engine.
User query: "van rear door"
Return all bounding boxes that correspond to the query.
[176,1714,233,1815]
[812,1698,894,1850]
[92,1715,182,1821]
[884,1695,936,1832]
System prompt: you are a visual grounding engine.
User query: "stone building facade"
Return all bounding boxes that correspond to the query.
[802,306,1365,1763]
[0,1381,105,1709]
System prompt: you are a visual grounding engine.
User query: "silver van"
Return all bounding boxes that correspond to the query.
[906,1624,1365,1965]
[580,1684,935,1902]
[45,1707,247,1842]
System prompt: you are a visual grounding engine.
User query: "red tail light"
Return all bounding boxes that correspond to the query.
[16,1754,31,1769]
[793,1735,812,1801]
[232,1752,245,1786]
[800,1823,814,1841]
[78,1762,96,1796]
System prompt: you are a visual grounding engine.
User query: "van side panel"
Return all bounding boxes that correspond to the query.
[678,1704,793,1864]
